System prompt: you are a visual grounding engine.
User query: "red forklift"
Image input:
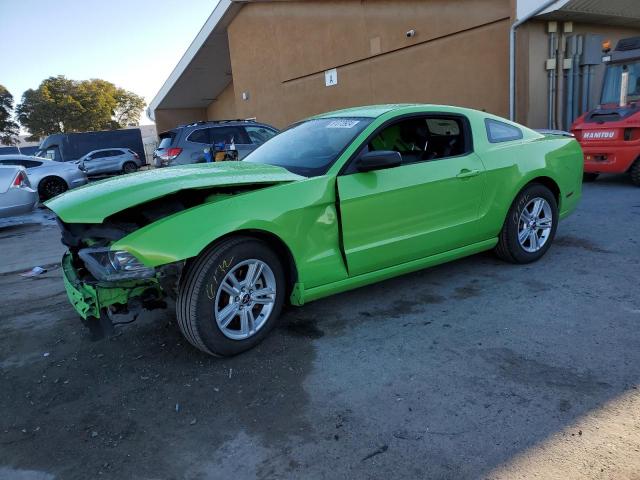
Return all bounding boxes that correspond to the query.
[571,37,640,186]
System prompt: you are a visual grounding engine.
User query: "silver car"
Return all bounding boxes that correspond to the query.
[0,155,88,201]
[0,166,38,218]
[78,148,143,176]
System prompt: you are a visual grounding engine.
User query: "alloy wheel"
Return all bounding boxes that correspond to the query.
[214,259,276,340]
[518,197,553,253]
[41,178,66,200]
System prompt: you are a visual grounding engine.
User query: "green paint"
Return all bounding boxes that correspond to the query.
[61,252,161,319]
[50,105,583,313]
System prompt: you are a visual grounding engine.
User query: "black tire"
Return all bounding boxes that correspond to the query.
[176,237,286,357]
[630,159,640,187]
[583,172,599,182]
[38,176,68,201]
[494,183,559,264]
[123,161,138,174]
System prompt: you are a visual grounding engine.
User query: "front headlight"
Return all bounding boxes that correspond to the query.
[78,247,155,281]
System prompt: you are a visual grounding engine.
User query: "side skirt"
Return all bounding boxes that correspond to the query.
[290,238,498,306]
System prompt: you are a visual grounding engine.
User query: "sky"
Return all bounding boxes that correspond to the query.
[0,0,220,125]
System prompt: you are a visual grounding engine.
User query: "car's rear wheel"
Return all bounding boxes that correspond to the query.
[176,237,285,357]
[38,176,68,201]
[495,183,558,264]
[123,161,138,174]
[583,172,599,182]
[630,159,640,187]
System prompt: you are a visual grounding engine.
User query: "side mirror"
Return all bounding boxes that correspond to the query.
[355,150,402,172]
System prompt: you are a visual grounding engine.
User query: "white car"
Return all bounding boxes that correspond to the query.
[0,166,38,218]
[0,155,88,201]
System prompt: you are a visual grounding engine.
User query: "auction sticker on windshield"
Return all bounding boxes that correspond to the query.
[326,119,360,129]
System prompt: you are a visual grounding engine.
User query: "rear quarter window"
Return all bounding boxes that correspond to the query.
[158,131,176,149]
[485,119,523,143]
[186,128,210,144]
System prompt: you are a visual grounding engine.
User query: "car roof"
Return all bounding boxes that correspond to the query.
[0,154,59,166]
[86,148,127,153]
[313,104,485,119]
[170,120,274,132]
[0,154,42,161]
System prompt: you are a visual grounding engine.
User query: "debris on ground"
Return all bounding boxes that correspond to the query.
[20,266,47,277]
[361,444,388,462]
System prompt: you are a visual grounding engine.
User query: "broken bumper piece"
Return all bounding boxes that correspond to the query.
[61,252,163,322]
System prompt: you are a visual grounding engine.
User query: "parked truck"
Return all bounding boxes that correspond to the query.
[571,36,640,186]
[34,128,145,165]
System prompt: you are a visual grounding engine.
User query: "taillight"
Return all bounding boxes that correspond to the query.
[159,147,182,162]
[11,171,30,188]
[167,147,182,159]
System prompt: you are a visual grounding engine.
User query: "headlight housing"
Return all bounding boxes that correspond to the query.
[78,247,155,281]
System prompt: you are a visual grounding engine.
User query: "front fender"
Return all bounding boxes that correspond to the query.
[112,175,349,289]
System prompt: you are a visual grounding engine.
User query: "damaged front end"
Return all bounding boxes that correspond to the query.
[54,184,273,336]
[46,162,305,337]
[59,218,182,338]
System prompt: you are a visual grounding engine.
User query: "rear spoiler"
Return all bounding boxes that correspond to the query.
[535,129,575,138]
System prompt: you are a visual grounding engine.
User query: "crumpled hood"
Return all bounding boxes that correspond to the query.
[46,162,304,223]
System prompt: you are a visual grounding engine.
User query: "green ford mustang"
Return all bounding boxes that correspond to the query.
[46,104,583,356]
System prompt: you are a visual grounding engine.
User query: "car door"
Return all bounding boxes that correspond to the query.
[104,150,124,173]
[337,114,486,276]
[82,152,100,174]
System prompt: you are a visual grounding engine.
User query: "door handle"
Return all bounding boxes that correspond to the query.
[456,169,480,179]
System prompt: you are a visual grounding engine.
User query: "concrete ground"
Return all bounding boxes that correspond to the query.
[0,175,639,480]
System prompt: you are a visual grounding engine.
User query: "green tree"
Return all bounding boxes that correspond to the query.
[16,76,146,139]
[0,85,20,145]
[114,89,146,127]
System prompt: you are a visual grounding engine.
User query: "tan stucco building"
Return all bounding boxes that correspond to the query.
[149,0,640,134]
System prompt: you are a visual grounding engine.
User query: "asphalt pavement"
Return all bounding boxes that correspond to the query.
[0,174,638,480]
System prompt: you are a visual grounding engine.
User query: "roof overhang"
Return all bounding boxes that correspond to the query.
[147,0,244,120]
[535,0,640,28]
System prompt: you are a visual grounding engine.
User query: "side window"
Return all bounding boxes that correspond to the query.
[485,119,523,143]
[21,160,42,168]
[91,151,107,159]
[187,128,210,144]
[43,147,60,161]
[367,116,468,166]
[0,159,21,166]
[245,126,278,145]
[210,126,250,145]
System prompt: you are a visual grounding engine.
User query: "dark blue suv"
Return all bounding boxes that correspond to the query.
[153,119,278,167]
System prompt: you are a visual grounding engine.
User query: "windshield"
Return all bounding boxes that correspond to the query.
[243,117,372,176]
[601,61,640,104]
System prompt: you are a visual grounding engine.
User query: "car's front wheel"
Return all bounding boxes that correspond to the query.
[495,183,558,264]
[123,161,138,174]
[176,237,285,356]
